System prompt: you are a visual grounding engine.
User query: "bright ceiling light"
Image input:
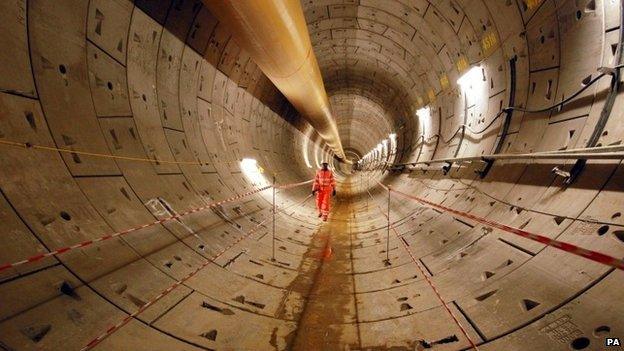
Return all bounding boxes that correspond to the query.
[240,158,268,186]
[457,66,481,89]
[416,106,430,120]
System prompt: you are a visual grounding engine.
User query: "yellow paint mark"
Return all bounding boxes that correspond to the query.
[427,89,436,102]
[481,31,498,53]
[439,74,449,89]
[456,56,469,73]
[480,31,499,58]
[417,96,424,106]
[525,0,542,10]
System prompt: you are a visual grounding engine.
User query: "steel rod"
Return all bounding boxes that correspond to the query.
[386,186,391,262]
[272,175,276,261]
[391,146,624,168]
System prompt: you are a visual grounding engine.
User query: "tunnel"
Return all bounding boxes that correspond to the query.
[1,0,624,350]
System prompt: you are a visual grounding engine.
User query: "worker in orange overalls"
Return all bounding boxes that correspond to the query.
[312,162,336,221]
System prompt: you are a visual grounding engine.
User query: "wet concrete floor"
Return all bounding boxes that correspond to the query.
[288,200,362,350]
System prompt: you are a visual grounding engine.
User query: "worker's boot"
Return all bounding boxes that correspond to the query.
[322,215,328,222]
[318,212,322,218]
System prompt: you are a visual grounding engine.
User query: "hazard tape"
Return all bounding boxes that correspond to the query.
[276,194,314,213]
[80,217,269,351]
[366,189,480,350]
[80,179,314,350]
[274,179,314,189]
[378,183,624,271]
[1,181,316,273]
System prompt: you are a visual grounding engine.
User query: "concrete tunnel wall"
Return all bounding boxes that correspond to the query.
[0,0,624,350]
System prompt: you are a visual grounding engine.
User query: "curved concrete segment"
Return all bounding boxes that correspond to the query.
[0,1,623,351]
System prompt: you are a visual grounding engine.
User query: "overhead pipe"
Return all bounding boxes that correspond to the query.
[203,0,346,160]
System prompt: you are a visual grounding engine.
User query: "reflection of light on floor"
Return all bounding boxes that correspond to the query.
[240,158,268,187]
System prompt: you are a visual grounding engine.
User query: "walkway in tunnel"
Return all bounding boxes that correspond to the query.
[284,189,482,351]
[289,200,359,350]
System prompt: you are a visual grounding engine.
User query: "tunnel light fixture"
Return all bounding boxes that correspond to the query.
[359,133,398,170]
[389,133,397,156]
[389,133,397,148]
[240,158,268,186]
[457,66,481,90]
[416,107,430,142]
[416,106,430,120]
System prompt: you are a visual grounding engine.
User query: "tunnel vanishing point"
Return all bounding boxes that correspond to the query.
[1,0,624,350]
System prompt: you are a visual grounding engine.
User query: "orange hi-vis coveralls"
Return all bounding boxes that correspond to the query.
[313,169,336,219]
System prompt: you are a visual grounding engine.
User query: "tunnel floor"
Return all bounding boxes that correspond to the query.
[290,200,360,350]
[286,195,476,351]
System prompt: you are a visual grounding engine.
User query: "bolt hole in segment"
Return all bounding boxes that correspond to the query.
[59,211,71,221]
[594,325,611,337]
[570,336,590,349]
[0,182,274,272]
[76,177,313,350]
[366,187,480,350]
[73,177,314,351]
[379,183,624,271]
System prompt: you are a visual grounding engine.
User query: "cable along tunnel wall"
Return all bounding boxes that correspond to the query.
[1,0,624,351]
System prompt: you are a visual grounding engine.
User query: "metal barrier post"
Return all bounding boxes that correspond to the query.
[386,186,391,262]
[272,175,276,261]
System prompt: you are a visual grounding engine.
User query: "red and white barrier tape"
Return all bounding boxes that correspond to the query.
[276,194,314,214]
[366,189,480,350]
[80,217,269,351]
[80,178,313,349]
[274,179,314,189]
[0,184,285,273]
[378,183,624,271]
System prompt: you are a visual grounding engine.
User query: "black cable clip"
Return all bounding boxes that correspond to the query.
[563,159,586,186]
[475,157,494,179]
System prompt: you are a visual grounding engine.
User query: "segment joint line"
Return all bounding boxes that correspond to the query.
[1,180,313,273]
[366,187,480,350]
[380,182,624,271]
[79,179,313,350]
[80,218,268,350]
